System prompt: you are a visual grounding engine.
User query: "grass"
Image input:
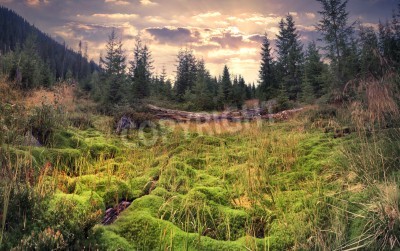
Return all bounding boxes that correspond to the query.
[76,117,345,250]
[1,93,398,250]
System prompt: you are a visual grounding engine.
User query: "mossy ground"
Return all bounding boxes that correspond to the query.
[2,114,372,250]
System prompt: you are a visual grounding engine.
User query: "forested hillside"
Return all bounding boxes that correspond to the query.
[0,7,97,86]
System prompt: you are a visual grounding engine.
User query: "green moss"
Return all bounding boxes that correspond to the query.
[275,190,308,213]
[74,175,134,207]
[192,186,230,205]
[216,206,248,240]
[159,161,195,193]
[43,191,104,245]
[51,130,89,149]
[91,226,136,250]
[129,176,150,197]
[107,208,245,250]
[128,195,164,217]
[194,135,225,146]
[195,173,221,187]
[88,143,119,158]
[186,157,206,170]
[150,187,172,198]
[271,171,314,191]
[31,147,82,171]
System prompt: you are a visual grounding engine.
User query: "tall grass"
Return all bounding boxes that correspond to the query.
[338,71,400,250]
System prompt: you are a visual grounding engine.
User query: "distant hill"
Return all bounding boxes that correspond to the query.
[0,6,97,81]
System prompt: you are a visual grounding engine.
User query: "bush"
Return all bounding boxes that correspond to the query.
[41,192,104,246]
[16,228,67,251]
[28,103,66,146]
[68,113,93,130]
[0,103,27,145]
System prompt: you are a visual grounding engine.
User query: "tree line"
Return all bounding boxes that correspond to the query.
[95,0,400,113]
[92,30,257,112]
[1,1,400,112]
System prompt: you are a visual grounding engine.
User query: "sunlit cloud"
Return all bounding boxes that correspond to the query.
[140,0,158,6]
[105,0,130,6]
[305,12,316,19]
[92,13,139,20]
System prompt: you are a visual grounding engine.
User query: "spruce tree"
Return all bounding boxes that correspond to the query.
[303,42,326,98]
[316,0,354,85]
[258,33,276,101]
[175,48,197,101]
[276,14,303,100]
[129,37,153,100]
[359,26,381,78]
[100,29,126,106]
[220,65,233,105]
[191,59,215,110]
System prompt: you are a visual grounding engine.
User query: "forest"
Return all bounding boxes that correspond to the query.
[1,0,400,250]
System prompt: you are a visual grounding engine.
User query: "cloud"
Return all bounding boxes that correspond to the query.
[25,0,51,6]
[210,32,245,49]
[146,26,200,44]
[92,13,139,20]
[140,0,157,6]
[26,0,39,6]
[247,34,264,44]
[305,12,316,19]
[105,0,130,5]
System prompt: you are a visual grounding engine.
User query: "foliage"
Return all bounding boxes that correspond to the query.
[28,102,66,146]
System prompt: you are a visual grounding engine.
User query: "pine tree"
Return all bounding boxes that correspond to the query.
[191,59,215,110]
[17,34,43,90]
[316,0,354,85]
[303,42,326,98]
[220,65,233,105]
[301,71,315,104]
[174,48,197,101]
[276,14,303,100]
[359,26,381,78]
[100,29,126,106]
[129,36,153,100]
[258,33,276,101]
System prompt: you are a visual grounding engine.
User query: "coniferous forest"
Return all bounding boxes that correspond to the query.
[1,1,400,250]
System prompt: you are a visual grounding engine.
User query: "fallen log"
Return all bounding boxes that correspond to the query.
[147,104,303,123]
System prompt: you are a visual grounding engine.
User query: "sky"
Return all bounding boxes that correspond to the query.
[0,0,398,83]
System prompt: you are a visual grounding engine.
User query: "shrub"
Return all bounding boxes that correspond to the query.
[68,113,93,130]
[41,192,104,246]
[16,228,67,251]
[0,103,27,145]
[28,103,66,146]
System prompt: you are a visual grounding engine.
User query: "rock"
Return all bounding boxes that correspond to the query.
[22,131,41,147]
[115,116,135,134]
[102,200,132,225]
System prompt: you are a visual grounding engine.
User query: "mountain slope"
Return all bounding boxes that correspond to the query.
[0,6,97,81]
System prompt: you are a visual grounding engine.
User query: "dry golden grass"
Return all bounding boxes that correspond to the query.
[0,78,22,103]
[24,84,77,112]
